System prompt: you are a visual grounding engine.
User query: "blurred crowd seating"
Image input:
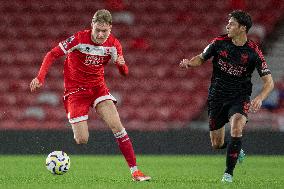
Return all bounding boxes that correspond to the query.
[0,0,284,130]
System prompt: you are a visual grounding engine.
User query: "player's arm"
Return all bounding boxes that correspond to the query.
[115,55,129,76]
[113,38,128,76]
[30,46,64,92]
[251,43,274,112]
[180,39,216,69]
[179,54,205,69]
[251,74,274,112]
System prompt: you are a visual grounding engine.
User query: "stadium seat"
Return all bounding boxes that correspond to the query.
[1,0,283,131]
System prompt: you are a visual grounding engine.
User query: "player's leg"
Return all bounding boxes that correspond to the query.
[95,100,124,133]
[208,102,233,182]
[96,100,135,168]
[230,113,246,137]
[222,99,249,183]
[210,127,226,149]
[208,102,229,150]
[63,89,91,145]
[95,100,151,181]
[71,121,89,144]
[224,113,246,176]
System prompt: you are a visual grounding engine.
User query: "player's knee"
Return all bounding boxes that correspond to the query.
[108,121,123,133]
[230,114,245,136]
[211,140,223,149]
[212,144,218,149]
[231,127,242,137]
[74,136,89,144]
[212,143,222,149]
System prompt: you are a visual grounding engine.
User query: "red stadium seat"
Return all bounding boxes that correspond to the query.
[1,0,283,130]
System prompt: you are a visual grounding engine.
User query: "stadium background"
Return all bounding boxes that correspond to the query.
[0,0,284,154]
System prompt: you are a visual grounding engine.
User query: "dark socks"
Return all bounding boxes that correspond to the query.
[225,137,242,176]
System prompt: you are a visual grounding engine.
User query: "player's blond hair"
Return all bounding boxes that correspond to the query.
[92,9,112,25]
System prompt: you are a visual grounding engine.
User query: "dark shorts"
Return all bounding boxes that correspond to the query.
[208,97,250,131]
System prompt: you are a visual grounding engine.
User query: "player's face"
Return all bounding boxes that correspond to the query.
[91,22,112,44]
[226,18,245,38]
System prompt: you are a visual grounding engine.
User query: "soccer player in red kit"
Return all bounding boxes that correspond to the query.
[30,9,151,182]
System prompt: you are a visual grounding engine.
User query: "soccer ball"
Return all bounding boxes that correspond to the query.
[45,151,70,175]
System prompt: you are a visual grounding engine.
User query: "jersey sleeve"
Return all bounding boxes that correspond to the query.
[114,38,123,56]
[201,40,217,61]
[113,38,128,76]
[37,46,65,84]
[58,33,80,54]
[255,46,271,77]
[111,38,123,64]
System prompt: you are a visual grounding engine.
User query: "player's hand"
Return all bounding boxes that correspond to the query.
[30,78,42,92]
[116,55,125,65]
[179,59,190,69]
[250,96,263,113]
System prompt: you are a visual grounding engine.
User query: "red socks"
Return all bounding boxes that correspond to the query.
[114,128,137,168]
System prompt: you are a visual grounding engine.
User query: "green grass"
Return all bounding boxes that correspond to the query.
[0,155,283,189]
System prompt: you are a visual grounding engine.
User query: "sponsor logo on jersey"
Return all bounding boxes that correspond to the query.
[261,61,268,69]
[84,55,110,66]
[62,36,75,49]
[261,61,270,74]
[218,59,246,76]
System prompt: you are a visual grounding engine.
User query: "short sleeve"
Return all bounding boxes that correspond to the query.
[58,33,79,54]
[201,40,217,61]
[255,46,271,77]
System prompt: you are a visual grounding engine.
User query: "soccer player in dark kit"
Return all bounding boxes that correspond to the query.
[179,10,274,182]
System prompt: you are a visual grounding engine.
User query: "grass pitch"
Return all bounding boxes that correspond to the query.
[0,155,283,189]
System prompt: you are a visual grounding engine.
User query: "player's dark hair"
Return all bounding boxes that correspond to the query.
[229,10,252,33]
[93,9,112,25]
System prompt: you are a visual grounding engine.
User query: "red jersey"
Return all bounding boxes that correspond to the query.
[58,30,123,89]
[36,29,128,89]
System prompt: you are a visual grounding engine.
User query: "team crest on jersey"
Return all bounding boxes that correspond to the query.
[241,53,248,64]
[104,48,111,55]
[219,50,228,58]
